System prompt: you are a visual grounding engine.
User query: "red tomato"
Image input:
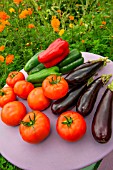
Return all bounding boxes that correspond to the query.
[0,86,16,108]
[27,87,51,110]
[19,111,50,144]
[1,101,26,126]
[56,111,87,142]
[14,80,34,99]
[6,71,25,88]
[42,74,69,100]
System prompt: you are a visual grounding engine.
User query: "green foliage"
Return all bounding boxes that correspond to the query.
[0,0,113,169]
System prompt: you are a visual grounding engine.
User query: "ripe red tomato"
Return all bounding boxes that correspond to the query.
[56,111,87,142]
[14,80,34,99]
[0,86,16,108]
[1,101,26,126]
[42,74,69,100]
[19,111,50,144]
[27,87,51,110]
[6,71,25,88]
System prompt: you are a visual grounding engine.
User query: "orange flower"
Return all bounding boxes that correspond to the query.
[57,10,61,13]
[0,55,4,62]
[0,11,10,20]
[28,24,35,28]
[38,6,41,10]
[0,24,5,32]
[81,40,85,43]
[13,0,23,5]
[27,8,33,15]
[19,9,28,19]
[6,54,14,65]
[102,21,106,25]
[0,45,5,51]
[53,27,59,32]
[69,16,74,20]
[51,17,60,29]
[0,19,10,26]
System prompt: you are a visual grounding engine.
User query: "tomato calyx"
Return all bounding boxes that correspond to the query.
[62,116,73,127]
[10,72,18,78]
[21,112,36,127]
[49,76,61,85]
[0,90,5,96]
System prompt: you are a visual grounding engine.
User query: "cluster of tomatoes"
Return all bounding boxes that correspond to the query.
[0,71,86,144]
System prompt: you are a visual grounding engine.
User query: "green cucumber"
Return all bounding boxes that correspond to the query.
[27,66,60,83]
[60,57,84,74]
[29,63,45,75]
[33,83,42,87]
[58,49,82,68]
[24,50,43,72]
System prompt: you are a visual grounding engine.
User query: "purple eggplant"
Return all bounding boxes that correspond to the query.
[51,83,87,115]
[92,81,113,143]
[65,57,108,86]
[76,74,112,117]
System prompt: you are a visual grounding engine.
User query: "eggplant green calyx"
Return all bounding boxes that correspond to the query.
[101,74,112,85]
[62,116,73,127]
[107,81,113,92]
[89,57,110,66]
[21,112,36,127]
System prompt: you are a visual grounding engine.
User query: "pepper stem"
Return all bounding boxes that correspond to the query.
[21,112,36,127]
[101,74,112,85]
[62,116,73,127]
[107,81,113,92]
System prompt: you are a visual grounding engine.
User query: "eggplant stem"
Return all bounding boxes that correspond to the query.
[101,74,112,85]
[107,81,113,91]
[89,57,110,66]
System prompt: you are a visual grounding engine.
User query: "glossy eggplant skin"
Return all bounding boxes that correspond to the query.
[76,77,104,117]
[51,83,87,115]
[65,60,104,85]
[92,89,113,143]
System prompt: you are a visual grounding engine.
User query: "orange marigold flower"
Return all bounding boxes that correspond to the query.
[19,9,28,19]
[57,10,61,13]
[0,24,5,32]
[81,40,85,43]
[69,15,74,20]
[53,27,59,32]
[27,8,33,15]
[6,54,14,65]
[0,55,4,62]
[0,19,10,26]
[28,24,35,28]
[38,6,41,10]
[102,21,106,25]
[13,0,23,5]
[51,17,60,29]
[0,45,5,51]
[0,11,10,20]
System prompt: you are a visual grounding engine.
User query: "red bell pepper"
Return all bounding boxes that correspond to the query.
[43,48,70,68]
[38,38,69,67]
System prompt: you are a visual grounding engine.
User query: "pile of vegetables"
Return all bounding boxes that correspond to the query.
[0,38,113,145]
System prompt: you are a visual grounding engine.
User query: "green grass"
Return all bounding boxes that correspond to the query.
[0,0,113,169]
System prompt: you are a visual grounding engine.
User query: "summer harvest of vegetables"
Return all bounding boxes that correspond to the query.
[0,38,113,145]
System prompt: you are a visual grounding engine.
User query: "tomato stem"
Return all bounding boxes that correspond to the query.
[62,116,73,127]
[49,76,61,85]
[21,112,36,127]
[10,73,18,78]
[0,90,5,96]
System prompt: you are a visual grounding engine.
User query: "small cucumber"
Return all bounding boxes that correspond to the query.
[60,57,84,74]
[58,49,82,68]
[27,66,60,83]
[24,50,43,72]
[33,83,42,87]
[29,63,45,75]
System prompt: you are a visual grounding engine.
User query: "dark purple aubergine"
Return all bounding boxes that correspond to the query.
[76,74,112,117]
[65,57,108,86]
[92,81,113,144]
[51,83,87,115]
